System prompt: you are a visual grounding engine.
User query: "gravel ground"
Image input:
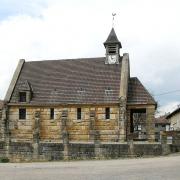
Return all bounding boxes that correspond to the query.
[0,155,180,180]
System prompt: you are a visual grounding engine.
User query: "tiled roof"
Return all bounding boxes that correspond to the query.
[154,115,170,124]
[127,77,156,105]
[10,58,121,104]
[9,58,156,105]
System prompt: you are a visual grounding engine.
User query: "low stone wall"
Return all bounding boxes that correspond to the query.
[9,142,33,162]
[97,144,129,158]
[70,143,95,159]
[161,131,180,154]
[39,143,64,161]
[94,143,162,158]
[7,142,64,162]
[0,141,167,162]
[133,144,162,156]
[0,141,5,158]
[170,145,180,153]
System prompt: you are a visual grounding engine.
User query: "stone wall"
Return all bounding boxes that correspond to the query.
[9,107,34,142]
[0,141,5,158]
[8,105,120,142]
[0,141,165,162]
[64,142,162,158]
[167,131,180,153]
[146,106,156,142]
[170,144,180,153]
[70,143,95,159]
[0,104,159,162]
[0,109,2,139]
[39,143,64,161]
[133,144,162,156]
[9,142,33,162]
[0,141,64,162]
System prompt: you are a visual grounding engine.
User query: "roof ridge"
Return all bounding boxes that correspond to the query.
[130,77,138,80]
[166,106,180,119]
[26,57,106,63]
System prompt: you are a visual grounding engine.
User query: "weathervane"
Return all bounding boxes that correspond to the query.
[112,13,116,27]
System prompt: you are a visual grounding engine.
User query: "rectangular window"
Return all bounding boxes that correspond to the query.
[19,108,26,120]
[50,108,54,119]
[19,92,26,102]
[105,107,110,119]
[77,108,81,120]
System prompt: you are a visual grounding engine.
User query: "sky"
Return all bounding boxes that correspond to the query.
[0,0,180,115]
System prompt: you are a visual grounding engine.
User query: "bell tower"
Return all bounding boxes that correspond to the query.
[104,28,122,64]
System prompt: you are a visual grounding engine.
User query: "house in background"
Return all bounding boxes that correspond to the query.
[154,114,170,142]
[166,106,180,131]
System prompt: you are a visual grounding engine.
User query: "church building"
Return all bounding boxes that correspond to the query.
[0,28,157,161]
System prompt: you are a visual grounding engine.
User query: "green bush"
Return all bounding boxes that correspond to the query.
[0,157,9,163]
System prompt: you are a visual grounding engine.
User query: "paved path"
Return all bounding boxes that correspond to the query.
[0,155,180,180]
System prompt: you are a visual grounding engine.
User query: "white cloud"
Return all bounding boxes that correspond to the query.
[0,0,180,113]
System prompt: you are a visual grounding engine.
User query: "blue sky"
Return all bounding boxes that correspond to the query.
[0,0,180,115]
[0,0,49,20]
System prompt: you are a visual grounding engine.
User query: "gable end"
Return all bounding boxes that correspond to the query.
[4,59,25,102]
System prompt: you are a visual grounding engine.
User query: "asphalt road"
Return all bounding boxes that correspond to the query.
[0,155,180,180]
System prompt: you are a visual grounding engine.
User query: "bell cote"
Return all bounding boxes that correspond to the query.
[104,28,122,64]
